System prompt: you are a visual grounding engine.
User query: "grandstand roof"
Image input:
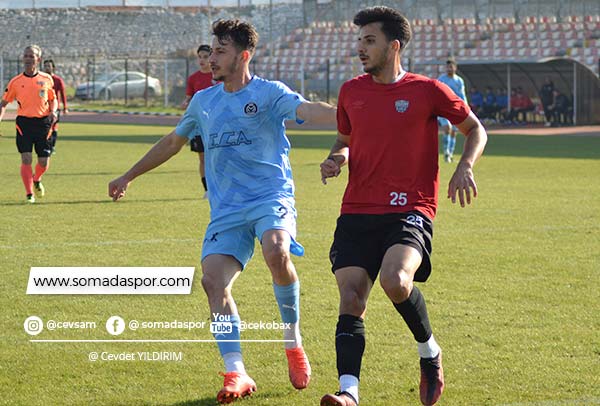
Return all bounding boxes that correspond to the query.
[455,58,600,125]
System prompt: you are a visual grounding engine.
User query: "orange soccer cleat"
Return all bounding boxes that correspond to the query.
[216,371,257,404]
[285,346,311,389]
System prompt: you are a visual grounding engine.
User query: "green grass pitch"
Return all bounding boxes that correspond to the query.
[0,122,599,405]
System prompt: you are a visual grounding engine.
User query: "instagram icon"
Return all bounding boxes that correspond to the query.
[24,316,44,336]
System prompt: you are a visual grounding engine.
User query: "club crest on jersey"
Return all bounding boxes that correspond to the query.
[244,102,258,116]
[395,99,409,113]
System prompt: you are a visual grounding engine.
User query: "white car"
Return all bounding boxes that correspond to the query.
[75,71,162,100]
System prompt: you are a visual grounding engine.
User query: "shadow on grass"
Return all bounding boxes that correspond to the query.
[172,390,281,406]
[58,133,600,159]
[171,397,219,406]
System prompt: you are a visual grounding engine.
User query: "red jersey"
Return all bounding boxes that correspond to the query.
[51,74,68,110]
[185,71,214,96]
[337,73,470,219]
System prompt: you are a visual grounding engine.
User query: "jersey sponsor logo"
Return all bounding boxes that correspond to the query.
[395,99,409,113]
[244,102,258,116]
[208,130,252,149]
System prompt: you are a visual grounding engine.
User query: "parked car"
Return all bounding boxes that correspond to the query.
[75,71,162,100]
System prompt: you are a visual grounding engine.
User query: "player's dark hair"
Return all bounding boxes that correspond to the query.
[353,6,412,50]
[212,19,258,53]
[197,44,211,54]
[43,59,56,68]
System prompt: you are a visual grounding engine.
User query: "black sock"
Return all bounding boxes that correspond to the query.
[336,314,365,379]
[201,177,207,191]
[51,131,57,148]
[393,286,432,343]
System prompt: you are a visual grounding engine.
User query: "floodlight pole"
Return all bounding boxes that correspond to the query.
[164,58,169,107]
[300,57,305,96]
[573,61,577,125]
[507,63,511,113]
[0,55,4,95]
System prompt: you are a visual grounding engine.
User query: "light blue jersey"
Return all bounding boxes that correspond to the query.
[437,74,467,130]
[437,73,466,101]
[176,76,305,219]
[175,76,306,267]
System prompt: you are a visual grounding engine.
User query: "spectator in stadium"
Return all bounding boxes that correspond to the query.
[436,58,467,163]
[547,89,573,126]
[539,77,555,127]
[508,87,534,124]
[181,44,215,199]
[108,18,336,404]
[468,86,483,116]
[319,7,487,406]
[481,86,497,123]
[495,87,508,123]
[43,59,68,154]
[0,45,57,203]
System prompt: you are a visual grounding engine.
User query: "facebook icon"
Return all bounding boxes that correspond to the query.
[106,316,125,336]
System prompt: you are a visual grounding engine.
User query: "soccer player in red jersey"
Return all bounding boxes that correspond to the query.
[181,44,215,199]
[319,7,487,406]
[0,45,57,203]
[43,59,68,154]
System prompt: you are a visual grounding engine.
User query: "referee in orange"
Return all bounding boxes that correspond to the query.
[0,45,57,203]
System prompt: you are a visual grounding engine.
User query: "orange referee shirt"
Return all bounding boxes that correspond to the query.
[2,71,55,118]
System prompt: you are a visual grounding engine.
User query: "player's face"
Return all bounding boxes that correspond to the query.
[23,48,40,72]
[197,50,210,71]
[43,62,53,74]
[209,37,244,82]
[357,23,394,76]
[446,62,456,76]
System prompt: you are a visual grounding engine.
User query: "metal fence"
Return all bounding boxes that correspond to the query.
[0,54,349,106]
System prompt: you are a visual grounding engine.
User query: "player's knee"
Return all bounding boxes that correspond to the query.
[21,155,33,165]
[339,287,367,316]
[201,271,229,298]
[263,241,291,270]
[380,269,413,302]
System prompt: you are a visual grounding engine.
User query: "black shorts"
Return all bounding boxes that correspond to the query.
[190,135,204,152]
[15,116,53,157]
[329,212,434,283]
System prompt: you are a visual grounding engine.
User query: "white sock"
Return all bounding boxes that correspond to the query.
[417,335,441,359]
[339,374,359,404]
[223,352,246,374]
[283,322,302,349]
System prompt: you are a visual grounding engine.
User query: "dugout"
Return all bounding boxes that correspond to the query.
[452,58,600,125]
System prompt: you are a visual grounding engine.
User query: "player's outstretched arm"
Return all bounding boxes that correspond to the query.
[296,101,336,126]
[448,112,488,207]
[0,99,9,123]
[108,130,188,201]
[320,133,350,185]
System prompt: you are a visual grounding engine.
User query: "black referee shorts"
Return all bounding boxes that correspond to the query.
[190,135,205,152]
[15,116,53,157]
[329,211,433,283]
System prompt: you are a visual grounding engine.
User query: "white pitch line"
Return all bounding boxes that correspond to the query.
[30,339,293,343]
[0,238,198,250]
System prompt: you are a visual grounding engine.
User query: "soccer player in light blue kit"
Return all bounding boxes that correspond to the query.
[437,58,467,163]
[108,19,336,404]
